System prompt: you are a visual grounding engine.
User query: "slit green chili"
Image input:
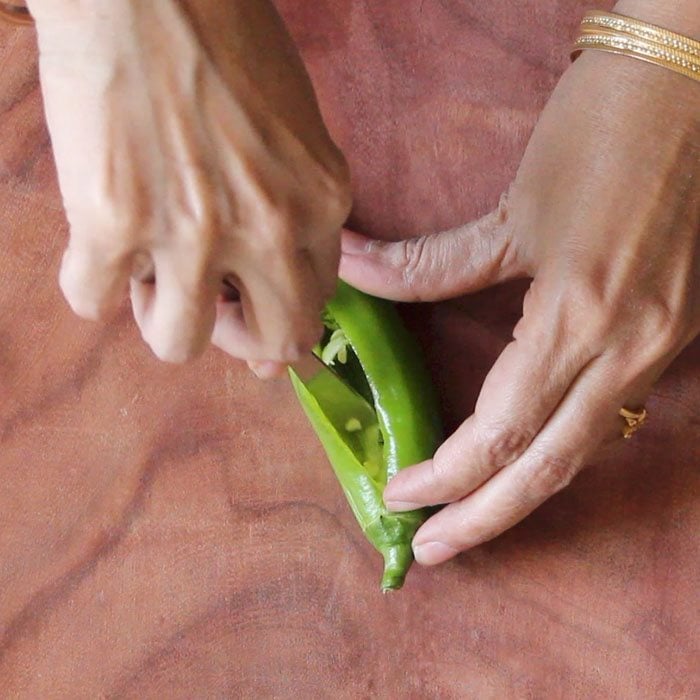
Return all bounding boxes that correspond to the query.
[290,281,442,591]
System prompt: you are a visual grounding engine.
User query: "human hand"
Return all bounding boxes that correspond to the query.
[29,0,350,369]
[340,46,700,565]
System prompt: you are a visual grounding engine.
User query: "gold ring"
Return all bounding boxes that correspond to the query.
[619,406,648,439]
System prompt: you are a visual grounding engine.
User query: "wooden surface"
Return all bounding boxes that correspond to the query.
[1,1,699,697]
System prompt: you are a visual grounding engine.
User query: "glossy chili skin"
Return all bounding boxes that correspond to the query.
[290,281,441,590]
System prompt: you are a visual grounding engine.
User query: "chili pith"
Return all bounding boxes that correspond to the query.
[290,281,441,591]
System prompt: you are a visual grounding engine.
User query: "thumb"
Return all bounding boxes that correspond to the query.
[339,193,522,302]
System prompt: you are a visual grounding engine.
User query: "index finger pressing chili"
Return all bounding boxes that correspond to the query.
[290,281,442,591]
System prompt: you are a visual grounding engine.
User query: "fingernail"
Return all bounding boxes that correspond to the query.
[412,541,458,566]
[384,499,423,512]
[341,231,372,255]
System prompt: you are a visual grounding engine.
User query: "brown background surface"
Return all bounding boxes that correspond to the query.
[1,1,699,697]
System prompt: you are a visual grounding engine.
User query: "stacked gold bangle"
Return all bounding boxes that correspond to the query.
[572,10,700,84]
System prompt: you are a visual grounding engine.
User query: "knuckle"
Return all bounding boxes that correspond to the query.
[84,210,143,252]
[639,298,688,356]
[610,300,690,375]
[235,178,292,251]
[399,236,430,297]
[481,425,534,467]
[67,226,138,281]
[496,187,512,225]
[262,203,289,237]
[177,214,219,252]
[254,205,295,252]
[563,275,691,363]
[519,452,580,501]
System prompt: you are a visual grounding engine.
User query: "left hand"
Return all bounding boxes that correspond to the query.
[339,48,700,566]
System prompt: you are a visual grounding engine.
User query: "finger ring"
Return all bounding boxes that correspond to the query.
[619,406,648,439]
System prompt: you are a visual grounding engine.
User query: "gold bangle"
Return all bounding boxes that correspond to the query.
[573,33,700,82]
[580,10,700,60]
[572,11,700,84]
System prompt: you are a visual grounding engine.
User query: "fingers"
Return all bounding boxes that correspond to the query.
[63,222,336,366]
[383,282,594,509]
[408,355,653,565]
[339,194,523,302]
[130,249,218,363]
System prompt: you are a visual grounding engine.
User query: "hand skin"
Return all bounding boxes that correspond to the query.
[340,1,700,566]
[27,0,351,369]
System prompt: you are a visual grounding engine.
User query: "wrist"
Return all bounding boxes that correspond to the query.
[612,0,700,38]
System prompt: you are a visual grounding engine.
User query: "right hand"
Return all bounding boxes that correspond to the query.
[28,0,351,369]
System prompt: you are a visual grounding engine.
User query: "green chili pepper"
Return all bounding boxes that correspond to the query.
[289,281,441,591]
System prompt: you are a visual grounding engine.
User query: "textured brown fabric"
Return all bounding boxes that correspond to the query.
[1,1,699,697]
